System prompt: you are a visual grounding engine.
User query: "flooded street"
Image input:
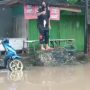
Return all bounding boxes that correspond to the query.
[0,63,90,90]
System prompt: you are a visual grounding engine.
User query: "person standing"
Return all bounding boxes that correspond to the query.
[37,1,53,51]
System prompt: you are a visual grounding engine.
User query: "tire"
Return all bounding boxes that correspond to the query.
[9,59,23,71]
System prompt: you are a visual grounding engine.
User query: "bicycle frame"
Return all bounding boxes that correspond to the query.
[1,38,21,60]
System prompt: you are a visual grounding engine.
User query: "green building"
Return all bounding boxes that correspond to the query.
[0,0,87,53]
[25,0,85,52]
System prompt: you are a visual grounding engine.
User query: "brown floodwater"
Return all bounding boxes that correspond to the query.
[0,63,90,90]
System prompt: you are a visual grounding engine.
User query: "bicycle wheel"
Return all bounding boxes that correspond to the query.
[9,59,23,71]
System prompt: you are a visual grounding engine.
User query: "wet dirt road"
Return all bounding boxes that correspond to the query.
[0,63,90,90]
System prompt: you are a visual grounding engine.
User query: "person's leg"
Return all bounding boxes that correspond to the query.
[44,30,49,48]
[44,30,53,50]
[39,29,45,50]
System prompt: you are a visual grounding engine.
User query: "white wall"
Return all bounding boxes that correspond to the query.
[0,38,27,51]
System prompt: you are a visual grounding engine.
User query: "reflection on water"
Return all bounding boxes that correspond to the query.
[0,64,90,90]
[9,71,23,82]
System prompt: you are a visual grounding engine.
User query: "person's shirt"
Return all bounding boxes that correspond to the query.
[37,6,50,30]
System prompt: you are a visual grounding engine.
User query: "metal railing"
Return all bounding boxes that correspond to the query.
[23,39,75,53]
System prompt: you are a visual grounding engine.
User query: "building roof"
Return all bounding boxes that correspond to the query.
[23,0,85,8]
[0,0,20,6]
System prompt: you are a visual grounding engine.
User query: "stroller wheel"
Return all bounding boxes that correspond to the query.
[9,59,23,71]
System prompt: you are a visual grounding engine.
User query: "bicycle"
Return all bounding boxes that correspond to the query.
[0,38,23,71]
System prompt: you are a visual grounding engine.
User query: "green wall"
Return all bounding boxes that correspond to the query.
[28,20,39,40]
[59,15,85,51]
[28,15,85,51]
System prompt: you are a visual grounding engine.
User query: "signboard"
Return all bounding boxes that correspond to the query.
[24,5,60,20]
[50,7,60,20]
[24,5,38,19]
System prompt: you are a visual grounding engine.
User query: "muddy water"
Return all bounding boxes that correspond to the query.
[0,64,90,90]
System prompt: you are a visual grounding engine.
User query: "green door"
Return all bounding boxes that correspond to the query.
[59,15,85,51]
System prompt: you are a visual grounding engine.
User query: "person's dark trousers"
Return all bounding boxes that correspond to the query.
[44,30,49,44]
[39,29,49,44]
